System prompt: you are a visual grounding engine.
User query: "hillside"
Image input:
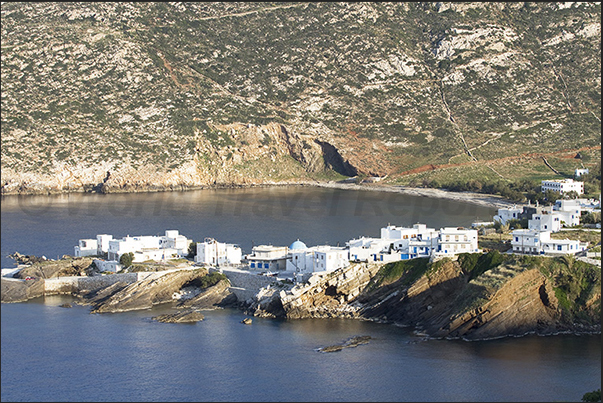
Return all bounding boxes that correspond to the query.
[1,2,601,194]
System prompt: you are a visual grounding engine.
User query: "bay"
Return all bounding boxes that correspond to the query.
[1,187,600,402]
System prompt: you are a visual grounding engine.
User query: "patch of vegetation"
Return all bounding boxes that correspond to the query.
[457,250,506,281]
[183,271,228,289]
[366,258,430,290]
[534,255,601,324]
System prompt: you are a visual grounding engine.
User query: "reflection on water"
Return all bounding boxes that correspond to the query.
[1,187,495,268]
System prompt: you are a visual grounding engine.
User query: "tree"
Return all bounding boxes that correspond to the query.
[543,189,559,205]
[582,389,601,402]
[119,252,134,268]
[187,241,196,259]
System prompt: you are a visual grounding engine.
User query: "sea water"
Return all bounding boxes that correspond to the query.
[1,187,600,401]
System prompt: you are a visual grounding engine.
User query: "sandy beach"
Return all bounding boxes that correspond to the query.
[312,181,518,210]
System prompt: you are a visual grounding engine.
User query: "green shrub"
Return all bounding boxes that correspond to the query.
[119,252,134,268]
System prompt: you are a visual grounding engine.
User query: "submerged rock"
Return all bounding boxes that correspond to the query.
[318,335,371,352]
[241,317,252,325]
[152,310,205,323]
[59,303,72,308]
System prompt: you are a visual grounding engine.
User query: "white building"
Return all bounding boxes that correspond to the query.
[510,229,546,255]
[528,211,562,232]
[346,236,391,262]
[552,199,582,227]
[493,206,524,225]
[74,238,98,257]
[195,238,242,266]
[99,230,190,263]
[433,227,479,257]
[541,179,584,195]
[74,234,114,257]
[574,168,589,178]
[246,245,288,271]
[285,240,350,282]
[511,229,588,255]
[96,234,113,255]
[93,259,121,273]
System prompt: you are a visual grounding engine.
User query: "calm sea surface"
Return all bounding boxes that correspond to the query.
[1,187,601,402]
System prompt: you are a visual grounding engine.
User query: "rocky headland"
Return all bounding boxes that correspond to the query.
[1,250,600,341]
[245,252,601,341]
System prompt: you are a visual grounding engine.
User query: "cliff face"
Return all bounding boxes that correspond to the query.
[250,254,601,340]
[1,2,600,194]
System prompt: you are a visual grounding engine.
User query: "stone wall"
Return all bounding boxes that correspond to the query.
[44,271,170,295]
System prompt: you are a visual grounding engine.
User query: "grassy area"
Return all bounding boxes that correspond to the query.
[550,230,602,246]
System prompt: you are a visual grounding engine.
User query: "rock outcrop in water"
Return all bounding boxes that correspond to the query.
[0,277,45,303]
[80,269,237,314]
[152,310,205,323]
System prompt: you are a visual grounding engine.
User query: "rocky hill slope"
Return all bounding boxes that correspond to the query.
[1,2,601,194]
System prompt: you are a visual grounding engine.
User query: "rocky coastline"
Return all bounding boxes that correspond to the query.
[1,247,599,341]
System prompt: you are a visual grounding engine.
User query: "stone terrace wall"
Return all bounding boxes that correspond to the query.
[44,271,171,295]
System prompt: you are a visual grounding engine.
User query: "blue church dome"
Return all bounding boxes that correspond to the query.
[289,239,307,250]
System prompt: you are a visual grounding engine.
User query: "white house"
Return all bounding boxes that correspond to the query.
[541,237,588,255]
[511,229,588,255]
[574,168,589,178]
[552,199,582,227]
[99,230,190,263]
[541,179,584,195]
[528,211,562,232]
[346,236,391,262]
[93,259,121,273]
[74,238,98,257]
[246,245,288,271]
[433,227,479,257]
[510,229,546,255]
[96,234,113,255]
[493,206,524,225]
[195,238,242,266]
[313,246,350,273]
[74,234,114,257]
[285,240,350,282]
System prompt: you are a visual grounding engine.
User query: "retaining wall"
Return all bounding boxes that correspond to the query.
[43,269,187,295]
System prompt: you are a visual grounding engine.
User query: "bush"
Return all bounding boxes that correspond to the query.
[582,389,601,402]
[119,252,134,268]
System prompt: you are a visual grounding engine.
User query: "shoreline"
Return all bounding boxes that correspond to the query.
[0,180,516,210]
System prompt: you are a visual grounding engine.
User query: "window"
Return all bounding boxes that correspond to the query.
[557,245,562,251]
[264,263,269,269]
[515,237,519,242]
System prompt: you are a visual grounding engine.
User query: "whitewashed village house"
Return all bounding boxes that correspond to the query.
[285,240,350,282]
[493,206,524,225]
[346,223,476,263]
[77,230,191,273]
[510,229,588,255]
[195,238,242,266]
[245,245,289,271]
[432,227,480,258]
[74,234,113,257]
